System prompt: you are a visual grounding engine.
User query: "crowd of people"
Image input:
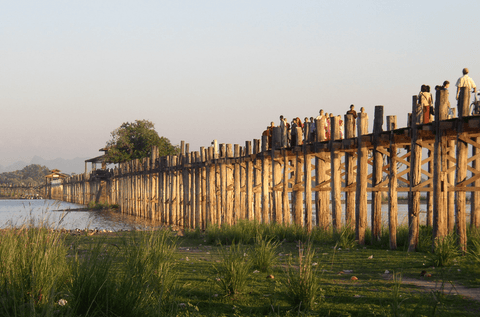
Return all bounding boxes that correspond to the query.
[262,68,477,149]
[417,68,477,124]
[262,105,365,149]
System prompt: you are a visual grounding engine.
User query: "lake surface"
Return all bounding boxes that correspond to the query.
[0,199,435,231]
[0,199,161,231]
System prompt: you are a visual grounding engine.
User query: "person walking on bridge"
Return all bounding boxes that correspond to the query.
[456,68,476,100]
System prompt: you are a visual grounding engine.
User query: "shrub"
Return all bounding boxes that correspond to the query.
[251,234,280,272]
[428,234,460,267]
[284,242,323,311]
[214,242,252,296]
[205,220,259,245]
[333,225,356,249]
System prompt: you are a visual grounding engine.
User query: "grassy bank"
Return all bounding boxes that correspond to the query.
[1,221,480,316]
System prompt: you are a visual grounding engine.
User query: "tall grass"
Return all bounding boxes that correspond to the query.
[0,223,180,317]
[70,229,179,316]
[428,233,460,267]
[213,242,252,296]
[333,225,356,249]
[0,226,69,316]
[204,220,324,246]
[68,237,119,316]
[251,234,280,272]
[468,227,480,264]
[284,242,323,311]
[121,230,179,313]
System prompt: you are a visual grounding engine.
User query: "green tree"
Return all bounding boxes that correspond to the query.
[0,164,50,186]
[105,120,179,163]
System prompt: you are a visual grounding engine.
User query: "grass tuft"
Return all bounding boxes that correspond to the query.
[428,233,460,267]
[251,233,280,273]
[213,241,252,296]
[284,241,323,312]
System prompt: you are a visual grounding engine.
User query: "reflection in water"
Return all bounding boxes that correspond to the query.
[2,199,470,231]
[0,199,162,231]
[84,209,164,231]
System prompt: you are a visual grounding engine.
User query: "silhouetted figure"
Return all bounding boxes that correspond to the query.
[346,104,358,129]
[280,115,287,147]
[456,68,476,100]
[309,116,315,142]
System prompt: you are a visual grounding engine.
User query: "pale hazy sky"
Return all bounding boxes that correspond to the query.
[1,0,480,166]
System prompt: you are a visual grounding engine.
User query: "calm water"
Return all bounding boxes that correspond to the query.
[1,199,430,230]
[333,203,425,226]
[0,199,160,231]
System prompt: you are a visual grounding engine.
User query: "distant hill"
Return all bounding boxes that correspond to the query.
[0,156,89,175]
[0,164,51,186]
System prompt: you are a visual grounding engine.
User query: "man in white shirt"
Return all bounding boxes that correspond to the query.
[456,68,476,100]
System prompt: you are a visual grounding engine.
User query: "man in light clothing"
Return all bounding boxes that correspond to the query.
[456,68,476,100]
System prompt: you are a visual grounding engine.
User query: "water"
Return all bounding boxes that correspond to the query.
[332,202,426,226]
[0,199,160,231]
[0,199,435,231]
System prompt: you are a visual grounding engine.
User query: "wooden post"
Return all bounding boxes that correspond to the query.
[176,157,183,228]
[226,144,234,225]
[283,150,290,225]
[433,88,449,241]
[387,115,398,250]
[372,105,384,241]
[356,110,368,244]
[254,139,261,222]
[133,160,138,217]
[182,144,190,228]
[234,144,241,223]
[344,113,356,229]
[261,143,270,223]
[206,146,216,226]
[472,135,480,228]
[219,144,227,225]
[194,151,201,229]
[316,152,330,229]
[316,117,326,142]
[409,96,422,252]
[304,144,312,231]
[427,146,433,227]
[189,152,196,228]
[201,147,207,228]
[456,87,469,253]
[294,127,303,147]
[294,151,303,226]
[151,147,158,221]
[330,116,342,232]
[272,134,283,224]
[215,146,222,224]
[245,141,253,221]
[447,139,455,233]
[239,146,247,220]
[175,156,181,227]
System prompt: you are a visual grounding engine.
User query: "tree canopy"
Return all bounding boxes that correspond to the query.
[0,164,51,186]
[104,120,179,163]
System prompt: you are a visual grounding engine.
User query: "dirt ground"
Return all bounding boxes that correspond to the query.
[400,277,480,302]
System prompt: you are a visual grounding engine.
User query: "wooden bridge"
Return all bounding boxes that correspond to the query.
[0,184,45,199]
[41,87,480,251]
